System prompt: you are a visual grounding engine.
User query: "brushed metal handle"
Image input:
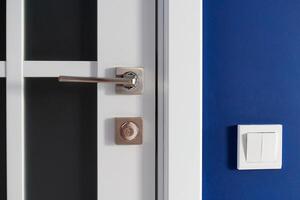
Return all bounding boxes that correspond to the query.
[58,71,138,89]
[58,67,144,95]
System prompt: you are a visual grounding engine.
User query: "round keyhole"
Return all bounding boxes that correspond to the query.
[120,121,139,141]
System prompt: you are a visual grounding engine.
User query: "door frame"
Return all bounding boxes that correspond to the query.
[157,0,202,200]
[4,0,202,199]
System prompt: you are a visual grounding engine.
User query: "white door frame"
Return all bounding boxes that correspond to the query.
[4,0,202,199]
[157,0,202,200]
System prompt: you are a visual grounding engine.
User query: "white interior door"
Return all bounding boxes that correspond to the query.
[4,0,156,200]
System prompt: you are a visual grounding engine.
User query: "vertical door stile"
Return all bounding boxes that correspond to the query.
[97,0,156,199]
[6,0,25,200]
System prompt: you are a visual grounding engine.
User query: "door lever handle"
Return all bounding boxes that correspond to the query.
[58,67,144,95]
[58,71,138,89]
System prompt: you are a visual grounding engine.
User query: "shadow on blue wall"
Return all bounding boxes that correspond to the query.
[227,126,237,170]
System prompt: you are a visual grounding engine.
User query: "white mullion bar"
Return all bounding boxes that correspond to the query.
[0,61,5,77]
[23,61,97,77]
[6,1,25,200]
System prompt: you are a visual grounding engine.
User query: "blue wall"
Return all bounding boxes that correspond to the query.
[203,0,300,199]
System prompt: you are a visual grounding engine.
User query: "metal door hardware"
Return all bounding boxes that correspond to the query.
[58,67,144,94]
[115,117,143,145]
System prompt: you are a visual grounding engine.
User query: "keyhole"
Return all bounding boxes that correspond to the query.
[120,121,139,141]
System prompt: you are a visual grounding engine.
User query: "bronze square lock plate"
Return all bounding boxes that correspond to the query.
[115,117,143,145]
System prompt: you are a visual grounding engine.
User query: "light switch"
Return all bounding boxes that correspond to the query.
[246,133,262,162]
[237,124,282,170]
[262,133,277,162]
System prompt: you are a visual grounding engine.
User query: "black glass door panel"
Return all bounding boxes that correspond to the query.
[25,78,97,200]
[0,79,6,200]
[0,0,5,60]
[25,0,97,61]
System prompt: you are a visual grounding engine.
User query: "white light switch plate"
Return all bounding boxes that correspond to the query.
[237,124,282,170]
